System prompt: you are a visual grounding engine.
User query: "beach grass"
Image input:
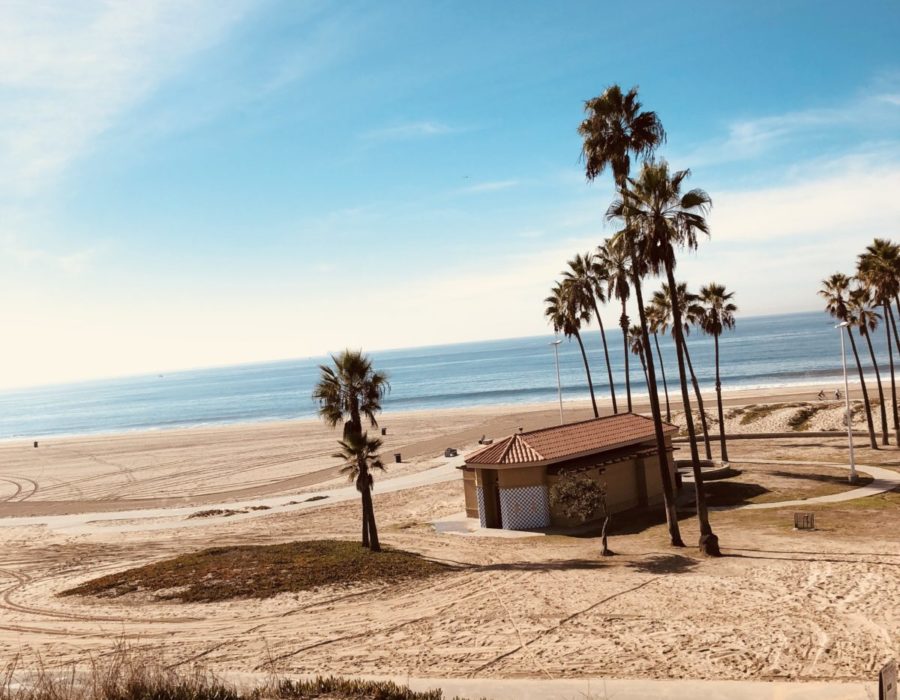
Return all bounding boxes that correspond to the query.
[60,540,451,603]
[1,645,478,700]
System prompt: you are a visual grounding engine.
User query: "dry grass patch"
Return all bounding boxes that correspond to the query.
[788,405,823,431]
[61,540,451,603]
[739,403,803,426]
[1,645,475,700]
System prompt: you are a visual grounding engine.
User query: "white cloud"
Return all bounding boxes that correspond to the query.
[0,0,254,193]
[361,120,460,142]
[0,231,98,274]
[676,87,900,167]
[710,157,900,242]
[456,179,520,194]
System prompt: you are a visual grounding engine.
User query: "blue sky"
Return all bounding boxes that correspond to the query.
[2,0,900,388]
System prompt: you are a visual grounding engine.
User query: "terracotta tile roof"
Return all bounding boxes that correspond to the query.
[465,413,676,467]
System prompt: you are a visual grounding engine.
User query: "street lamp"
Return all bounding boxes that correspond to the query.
[836,321,858,484]
[550,338,564,425]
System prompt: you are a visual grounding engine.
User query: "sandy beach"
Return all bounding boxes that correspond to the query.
[2,382,900,685]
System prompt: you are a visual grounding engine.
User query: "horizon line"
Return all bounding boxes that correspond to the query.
[0,307,825,395]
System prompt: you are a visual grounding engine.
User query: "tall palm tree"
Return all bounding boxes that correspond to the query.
[333,432,386,549]
[609,159,720,556]
[645,301,672,423]
[312,350,390,550]
[580,84,684,548]
[819,274,878,451]
[597,239,632,412]
[858,239,900,438]
[564,252,618,413]
[698,283,737,462]
[848,284,889,445]
[628,324,649,386]
[651,283,713,460]
[545,281,599,418]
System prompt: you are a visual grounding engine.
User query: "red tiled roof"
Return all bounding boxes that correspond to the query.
[465,413,676,467]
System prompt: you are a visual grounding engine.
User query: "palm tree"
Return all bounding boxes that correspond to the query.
[563,252,618,413]
[698,283,737,462]
[609,159,720,556]
[848,284,889,445]
[819,274,878,450]
[545,281,599,418]
[312,350,390,550]
[596,239,632,412]
[644,301,672,423]
[580,84,684,548]
[651,283,713,460]
[333,432,386,549]
[628,324,649,386]
[858,239,900,438]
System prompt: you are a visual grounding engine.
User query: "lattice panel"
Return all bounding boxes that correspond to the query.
[499,485,550,530]
[475,486,487,528]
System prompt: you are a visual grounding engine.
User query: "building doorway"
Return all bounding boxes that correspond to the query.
[480,469,503,528]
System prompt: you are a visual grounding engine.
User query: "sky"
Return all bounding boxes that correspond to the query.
[1,0,900,389]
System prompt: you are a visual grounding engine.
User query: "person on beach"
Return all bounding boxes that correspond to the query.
[835,389,841,400]
[817,390,826,401]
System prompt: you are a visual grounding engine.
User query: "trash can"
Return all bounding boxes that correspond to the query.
[394,453,402,463]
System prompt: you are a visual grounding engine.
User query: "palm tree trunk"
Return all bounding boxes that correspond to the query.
[653,332,672,423]
[847,328,878,449]
[862,328,889,445]
[620,303,632,412]
[361,480,380,552]
[359,488,370,548]
[683,341,713,460]
[638,347,649,386]
[887,304,900,437]
[574,330,599,418]
[665,260,719,556]
[628,241,684,548]
[713,334,729,462]
[591,299,618,414]
[890,297,900,361]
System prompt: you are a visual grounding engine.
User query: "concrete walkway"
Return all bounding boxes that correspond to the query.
[707,459,900,511]
[0,455,467,534]
[331,675,876,699]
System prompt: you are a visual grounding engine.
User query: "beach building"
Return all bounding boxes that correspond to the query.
[460,413,678,530]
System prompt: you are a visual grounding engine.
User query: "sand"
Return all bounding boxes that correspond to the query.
[2,381,900,683]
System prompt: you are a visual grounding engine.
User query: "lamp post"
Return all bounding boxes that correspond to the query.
[837,321,858,484]
[550,338,563,425]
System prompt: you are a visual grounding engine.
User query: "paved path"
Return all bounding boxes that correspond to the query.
[298,675,877,699]
[0,455,466,535]
[706,459,900,511]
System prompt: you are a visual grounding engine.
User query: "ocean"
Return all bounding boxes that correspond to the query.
[0,310,889,440]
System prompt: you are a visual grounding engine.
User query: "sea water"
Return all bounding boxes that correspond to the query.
[0,310,886,440]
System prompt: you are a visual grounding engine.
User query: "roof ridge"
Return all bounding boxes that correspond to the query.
[496,435,516,464]
[516,432,546,461]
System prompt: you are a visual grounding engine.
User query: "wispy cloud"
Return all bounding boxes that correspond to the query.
[676,85,900,167]
[0,0,254,194]
[710,154,900,243]
[0,232,97,274]
[361,120,461,142]
[456,179,520,194]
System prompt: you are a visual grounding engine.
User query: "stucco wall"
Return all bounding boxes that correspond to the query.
[497,465,545,488]
[461,467,478,518]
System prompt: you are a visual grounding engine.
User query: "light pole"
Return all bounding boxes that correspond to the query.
[837,321,858,484]
[550,338,563,425]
